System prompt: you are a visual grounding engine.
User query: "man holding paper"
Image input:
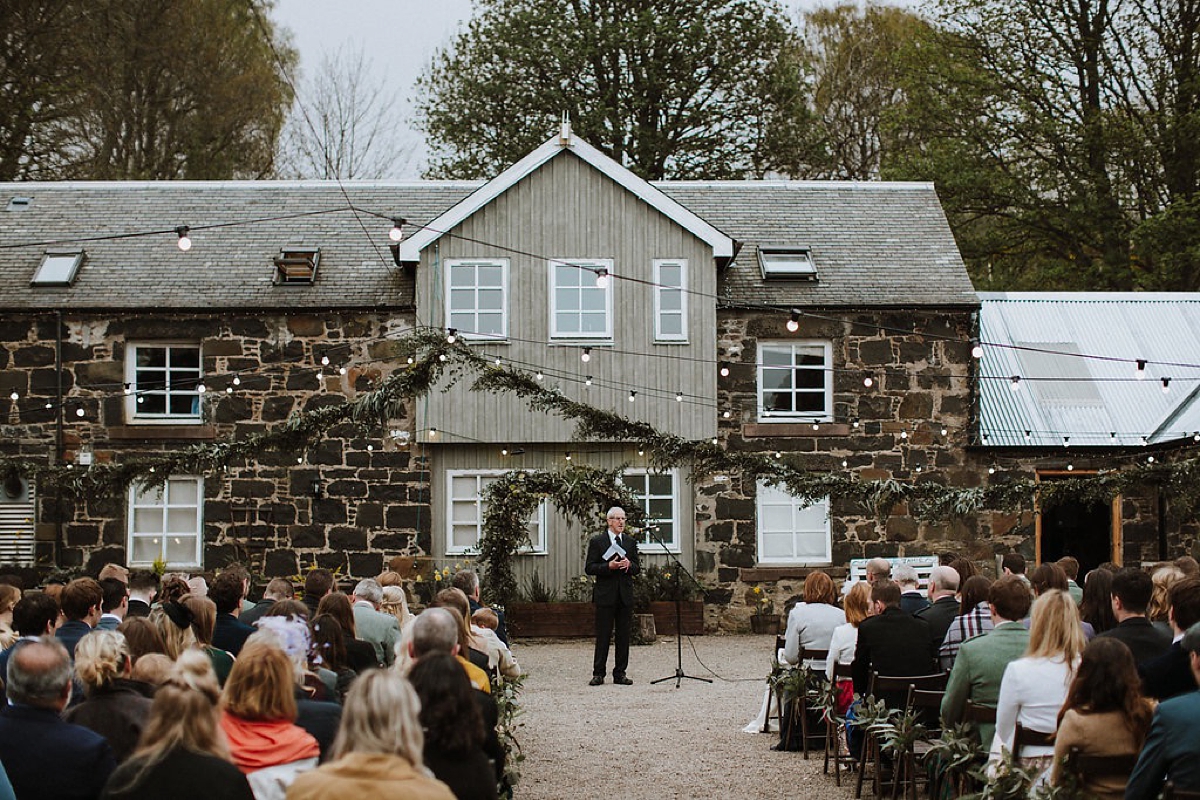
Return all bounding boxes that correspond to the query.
[586,506,640,685]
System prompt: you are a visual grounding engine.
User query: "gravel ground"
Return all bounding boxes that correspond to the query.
[513,634,860,800]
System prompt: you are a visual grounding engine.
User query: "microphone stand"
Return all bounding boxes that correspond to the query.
[644,525,712,688]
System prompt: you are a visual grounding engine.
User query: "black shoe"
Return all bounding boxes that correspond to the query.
[613,675,633,685]
[589,675,604,686]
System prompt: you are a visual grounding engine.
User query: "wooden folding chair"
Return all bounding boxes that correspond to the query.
[1062,747,1139,796]
[764,635,787,733]
[1162,783,1200,800]
[946,701,996,795]
[824,662,855,786]
[796,648,829,759]
[1012,722,1054,764]
[891,686,945,800]
[855,672,947,799]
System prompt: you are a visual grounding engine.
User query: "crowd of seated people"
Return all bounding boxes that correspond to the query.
[753,553,1200,798]
[0,564,518,800]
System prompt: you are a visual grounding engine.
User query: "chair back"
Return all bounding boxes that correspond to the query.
[1064,747,1138,786]
[1013,722,1054,760]
[800,648,829,665]
[832,662,853,680]
[1163,782,1200,800]
[908,687,944,712]
[963,701,996,724]
[870,671,947,697]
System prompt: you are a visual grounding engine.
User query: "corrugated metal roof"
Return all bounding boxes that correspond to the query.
[978,293,1200,447]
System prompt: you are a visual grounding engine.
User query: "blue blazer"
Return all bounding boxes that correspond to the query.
[0,704,116,799]
[212,614,254,657]
[54,620,93,658]
[1126,690,1200,799]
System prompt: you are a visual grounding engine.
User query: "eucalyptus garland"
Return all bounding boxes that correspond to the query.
[3,327,1200,587]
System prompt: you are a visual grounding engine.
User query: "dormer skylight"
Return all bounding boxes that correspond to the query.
[32,249,84,286]
[273,247,320,285]
[759,246,816,280]
[6,196,31,212]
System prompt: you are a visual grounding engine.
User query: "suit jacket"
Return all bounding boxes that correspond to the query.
[584,530,639,608]
[124,599,151,619]
[238,599,275,628]
[1097,617,1172,666]
[353,602,402,667]
[900,591,930,615]
[96,614,121,631]
[55,619,93,658]
[916,596,961,656]
[941,621,1031,749]
[1139,640,1197,701]
[0,704,116,800]
[852,607,936,698]
[212,613,253,657]
[1125,689,1200,799]
[63,679,153,763]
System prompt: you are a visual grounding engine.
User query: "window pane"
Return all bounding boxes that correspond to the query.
[648,474,673,494]
[478,265,503,286]
[581,313,607,333]
[556,288,578,312]
[795,369,824,390]
[166,536,196,562]
[134,484,164,505]
[449,289,475,310]
[451,524,478,550]
[131,536,162,563]
[794,348,825,366]
[797,393,825,413]
[450,477,477,499]
[581,289,606,311]
[452,502,478,523]
[622,474,647,493]
[659,264,681,285]
[762,347,791,366]
[555,264,576,285]
[166,508,194,534]
[556,312,577,332]
[172,348,200,368]
[477,289,503,310]
[761,369,793,392]
[137,349,166,368]
[648,498,672,518]
[169,480,199,505]
[450,312,473,331]
[133,508,163,534]
[476,314,503,335]
[450,265,474,287]
[169,396,196,415]
[761,531,793,559]
[794,532,828,561]
[659,291,682,312]
[659,315,682,336]
[760,504,792,531]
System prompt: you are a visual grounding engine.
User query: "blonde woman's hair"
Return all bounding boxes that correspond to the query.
[149,605,198,660]
[380,585,412,628]
[131,653,174,686]
[110,650,227,794]
[223,640,297,722]
[844,581,871,627]
[1026,589,1085,663]
[0,584,21,616]
[1150,565,1185,622]
[73,629,130,692]
[330,668,425,767]
[182,594,217,647]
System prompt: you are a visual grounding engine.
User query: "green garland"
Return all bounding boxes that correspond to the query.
[4,328,1200,586]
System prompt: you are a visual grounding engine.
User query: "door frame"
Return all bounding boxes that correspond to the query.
[1034,470,1122,566]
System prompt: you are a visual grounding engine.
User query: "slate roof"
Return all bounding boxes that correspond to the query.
[0,181,476,311]
[656,181,977,309]
[0,174,975,311]
[978,292,1200,447]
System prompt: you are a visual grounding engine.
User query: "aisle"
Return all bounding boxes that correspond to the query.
[513,635,858,800]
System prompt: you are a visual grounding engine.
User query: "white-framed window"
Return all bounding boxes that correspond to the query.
[759,247,816,279]
[653,259,687,342]
[756,482,831,564]
[549,258,613,340]
[125,343,203,422]
[127,477,203,568]
[446,259,508,340]
[32,249,84,286]
[447,471,547,555]
[619,469,680,552]
[757,341,833,422]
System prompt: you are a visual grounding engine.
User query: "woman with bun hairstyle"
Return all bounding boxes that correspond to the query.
[101,650,252,799]
[66,630,154,763]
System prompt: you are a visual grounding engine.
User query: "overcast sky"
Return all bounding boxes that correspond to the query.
[269,1,917,179]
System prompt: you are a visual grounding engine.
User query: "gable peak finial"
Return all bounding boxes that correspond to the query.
[559,111,572,145]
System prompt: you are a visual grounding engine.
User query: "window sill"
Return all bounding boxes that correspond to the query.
[109,425,216,441]
[740,565,842,582]
[743,422,847,437]
[653,340,689,346]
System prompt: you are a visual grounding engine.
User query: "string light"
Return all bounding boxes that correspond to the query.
[174,225,192,251]
[535,371,543,381]
[196,382,206,394]
[75,407,84,417]
[1063,436,1070,447]
[637,448,644,456]
[971,342,984,359]
[123,384,133,396]
[594,268,609,289]
[367,444,374,451]
[315,371,323,383]
[786,308,800,333]
[446,328,457,344]
[501,447,509,456]
[226,385,234,394]
[585,376,593,387]
[1162,377,1171,393]
[1067,463,1074,471]
[675,391,683,402]
[388,218,405,242]
[581,347,591,363]
[564,452,572,461]
[338,367,346,375]
[1136,359,1147,379]
[1009,375,1022,391]
[321,355,330,366]
[722,410,731,419]
[841,459,848,468]
[8,391,16,402]
[940,426,948,437]
[492,356,500,366]
[1024,430,1032,442]
[710,437,718,445]
[863,375,874,388]
[988,465,996,475]
[1148,455,1156,463]
[719,363,730,377]
[852,420,860,429]
[438,354,447,362]
[900,430,908,439]
[428,428,438,438]
[628,390,637,402]
[774,451,782,459]
[232,376,241,386]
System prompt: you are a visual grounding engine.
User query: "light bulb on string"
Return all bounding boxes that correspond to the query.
[841,460,848,468]
[339,366,346,375]
[723,410,731,419]
[123,383,133,396]
[1009,375,1022,391]
[982,432,989,444]
[786,308,800,333]
[1136,359,1147,379]
[136,396,144,404]
[446,328,457,344]
[628,391,636,402]
[321,355,330,366]
[585,376,593,387]
[988,465,996,475]
[564,452,572,462]
[1111,431,1117,441]
[1162,377,1172,393]
[492,356,500,367]
[581,347,591,363]
[388,218,405,242]
[971,342,983,359]
[1067,463,1074,471]
[438,354,447,362]
[719,363,730,378]
[8,391,16,402]
[863,375,874,388]
[710,437,718,445]
[367,444,374,452]
[812,423,819,431]
[774,452,782,459]
[1063,436,1070,448]
[315,371,323,383]
[232,375,241,386]
[594,268,609,289]
[226,385,233,394]
[675,391,683,402]
[900,430,909,440]
[44,402,52,409]
[175,226,192,251]
[428,428,437,438]
[1024,430,1032,442]
[196,382,206,394]
[852,420,860,429]
[637,448,644,456]
[1148,455,1156,463]
[75,407,85,417]
[940,426,948,437]
[535,371,543,381]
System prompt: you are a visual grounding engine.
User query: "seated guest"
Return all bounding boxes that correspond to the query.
[379,584,413,630]
[782,570,845,671]
[57,577,104,658]
[130,653,175,687]
[210,572,254,658]
[117,616,166,663]
[939,575,994,671]
[1030,563,1094,640]
[316,593,380,674]
[182,594,236,686]
[241,578,294,628]
[158,575,191,606]
[1080,567,1116,634]
[351,579,401,668]
[949,558,978,583]
[472,607,521,679]
[895,564,930,615]
[0,638,116,799]
[1050,637,1154,800]
[1001,553,1028,583]
[287,669,454,800]
[410,653,499,800]
[102,650,253,799]
[429,588,491,679]
[302,570,334,619]
[151,600,200,660]
[267,599,310,621]
[827,581,871,716]
[64,630,153,763]
[0,591,60,694]
[989,590,1084,773]
[453,569,508,646]
[125,569,158,618]
[1150,564,1185,637]
[942,575,1033,750]
[852,580,936,707]
[1140,577,1200,700]
[916,566,961,657]
[310,614,357,701]
[1099,567,1172,665]
[221,640,320,797]
[1058,556,1084,604]
[96,578,129,631]
[1126,621,1200,799]
[0,585,20,651]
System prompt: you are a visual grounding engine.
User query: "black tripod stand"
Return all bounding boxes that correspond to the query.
[646,526,712,688]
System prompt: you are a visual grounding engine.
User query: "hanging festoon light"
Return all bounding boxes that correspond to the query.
[585,375,593,387]
[1010,375,1022,391]
[628,390,637,402]
[446,328,457,344]
[388,218,405,242]
[786,308,801,333]
[321,355,330,366]
[1162,377,1171,393]
[675,391,683,402]
[175,225,192,251]
[971,341,984,359]
[75,407,85,418]
[1136,359,1147,379]
[863,375,874,388]
[581,347,591,363]
[196,382,206,395]
[232,375,241,386]
[8,391,16,402]
[594,268,609,289]
[535,370,544,381]
[719,362,730,378]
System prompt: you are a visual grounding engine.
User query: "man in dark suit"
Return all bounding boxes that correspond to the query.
[55,577,103,659]
[125,569,158,618]
[0,638,116,799]
[1126,622,1200,799]
[852,580,936,706]
[895,564,930,615]
[1099,567,1171,665]
[585,506,640,686]
[210,571,254,657]
[1141,577,1200,700]
[95,577,128,631]
[915,565,961,656]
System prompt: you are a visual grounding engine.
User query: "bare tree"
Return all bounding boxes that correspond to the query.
[278,45,414,180]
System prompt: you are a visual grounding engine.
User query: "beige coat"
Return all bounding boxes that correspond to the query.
[1051,707,1152,800]
[286,752,455,800]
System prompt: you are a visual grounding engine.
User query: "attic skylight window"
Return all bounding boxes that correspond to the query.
[759,247,816,279]
[6,196,31,212]
[32,250,84,286]
[273,247,320,285]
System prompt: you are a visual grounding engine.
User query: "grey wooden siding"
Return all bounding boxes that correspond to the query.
[415,151,718,443]
[429,445,694,594]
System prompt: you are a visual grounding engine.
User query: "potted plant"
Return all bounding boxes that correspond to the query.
[748,585,780,634]
[635,565,704,635]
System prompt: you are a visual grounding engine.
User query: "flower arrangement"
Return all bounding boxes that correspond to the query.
[749,585,774,616]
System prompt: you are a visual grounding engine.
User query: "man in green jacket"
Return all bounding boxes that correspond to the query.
[941,575,1033,749]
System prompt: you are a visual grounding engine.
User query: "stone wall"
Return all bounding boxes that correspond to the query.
[0,310,427,578]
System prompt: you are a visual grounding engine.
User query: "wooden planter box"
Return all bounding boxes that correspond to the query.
[507,600,705,638]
